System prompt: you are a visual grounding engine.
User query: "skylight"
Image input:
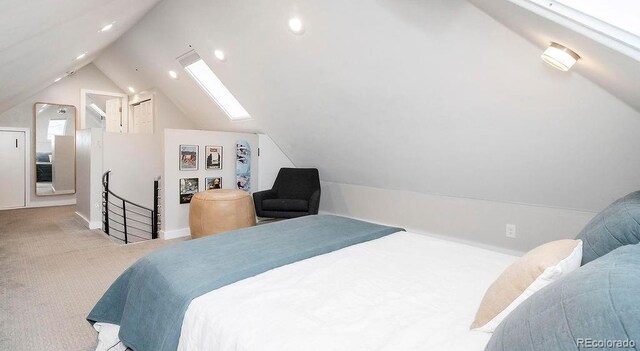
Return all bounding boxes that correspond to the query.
[513,0,640,60]
[89,103,106,118]
[47,119,67,140]
[179,51,251,121]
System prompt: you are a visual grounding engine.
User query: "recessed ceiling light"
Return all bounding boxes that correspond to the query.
[128,87,135,93]
[76,52,87,60]
[54,77,62,83]
[168,70,178,79]
[99,22,115,33]
[214,49,226,61]
[288,17,304,34]
[541,42,580,71]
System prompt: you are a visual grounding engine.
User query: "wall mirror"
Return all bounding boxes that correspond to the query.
[34,103,76,196]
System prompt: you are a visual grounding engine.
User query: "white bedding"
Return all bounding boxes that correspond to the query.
[175,232,516,351]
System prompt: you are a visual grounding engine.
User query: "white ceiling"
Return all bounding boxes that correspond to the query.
[0,0,161,113]
[93,0,640,212]
[92,0,263,134]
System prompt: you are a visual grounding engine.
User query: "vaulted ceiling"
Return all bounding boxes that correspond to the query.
[0,0,161,112]
[2,0,640,212]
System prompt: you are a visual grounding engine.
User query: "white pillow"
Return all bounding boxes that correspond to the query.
[471,240,583,332]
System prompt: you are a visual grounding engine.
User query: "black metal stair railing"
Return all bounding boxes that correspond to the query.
[102,171,160,243]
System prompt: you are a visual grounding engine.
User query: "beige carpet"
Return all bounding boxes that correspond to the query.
[0,206,183,351]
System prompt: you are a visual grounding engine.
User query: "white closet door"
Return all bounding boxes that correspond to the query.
[132,100,153,134]
[0,131,26,209]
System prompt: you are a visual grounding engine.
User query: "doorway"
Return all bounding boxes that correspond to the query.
[0,129,26,209]
[80,89,129,132]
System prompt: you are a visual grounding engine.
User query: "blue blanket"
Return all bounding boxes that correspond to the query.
[87,215,403,351]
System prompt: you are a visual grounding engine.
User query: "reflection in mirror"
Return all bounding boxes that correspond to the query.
[83,91,153,134]
[34,103,76,196]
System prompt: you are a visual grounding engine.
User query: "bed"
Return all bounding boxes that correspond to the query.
[90,216,516,351]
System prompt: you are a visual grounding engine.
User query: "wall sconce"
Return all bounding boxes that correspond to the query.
[541,42,580,71]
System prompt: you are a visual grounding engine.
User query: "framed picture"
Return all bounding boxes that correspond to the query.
[179,145,198,171]
[205,145,223,170]
[205,177,222,190]
[179,178,199,204]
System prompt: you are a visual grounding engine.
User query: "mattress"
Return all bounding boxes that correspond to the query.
[175,231,516,351]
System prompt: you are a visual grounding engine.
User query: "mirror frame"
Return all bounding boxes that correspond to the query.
[33,102,77,197]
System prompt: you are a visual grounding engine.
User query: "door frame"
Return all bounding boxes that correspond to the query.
[80,89,129,131]
[0,127,30,209]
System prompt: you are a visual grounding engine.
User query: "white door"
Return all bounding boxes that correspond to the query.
[0,130,26,209]
[105,98,122,133]
[132,100,153,134]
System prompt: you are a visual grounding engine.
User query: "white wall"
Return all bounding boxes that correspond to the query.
[102,132,160,208]
[0,63,124,208]
[75,128,103,228]
[257,134,295,191]
[321,182,596,253]
[162,129,259,239]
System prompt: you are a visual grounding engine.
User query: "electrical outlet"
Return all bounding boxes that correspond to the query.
[506,224,517,238]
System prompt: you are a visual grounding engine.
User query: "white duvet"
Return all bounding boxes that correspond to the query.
[173,232,516,351]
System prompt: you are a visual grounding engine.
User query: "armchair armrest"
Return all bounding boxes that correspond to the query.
[308,189,321,215]
[253,189,278,216]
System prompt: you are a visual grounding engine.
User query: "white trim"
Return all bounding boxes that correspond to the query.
[0,127,30,209]
[80,89,129,131]
[161,228,191,240]
[74,211,102,229]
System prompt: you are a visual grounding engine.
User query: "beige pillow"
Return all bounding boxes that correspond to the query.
[471,239,582,332]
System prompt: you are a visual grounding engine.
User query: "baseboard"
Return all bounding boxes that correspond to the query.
[161,228,191,240]
[74,211,102,230]
[0,205,27,211]
[28,199,76,208]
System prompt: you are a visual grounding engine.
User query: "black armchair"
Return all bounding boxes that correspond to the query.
[253,168,321,219]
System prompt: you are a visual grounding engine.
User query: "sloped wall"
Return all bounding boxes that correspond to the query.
[93,0,640,249]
